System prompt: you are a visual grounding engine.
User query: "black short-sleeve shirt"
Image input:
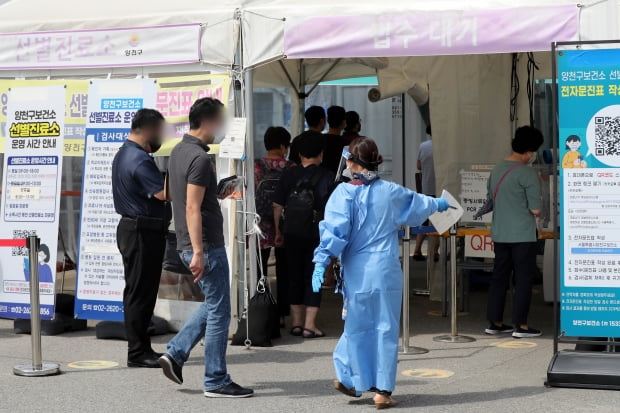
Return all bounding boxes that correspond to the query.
[169,134,224,251]
[112,139,165,218]
[273,164,336,212]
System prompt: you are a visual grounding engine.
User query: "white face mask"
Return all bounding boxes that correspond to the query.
[342,168,353,179]
[528,152,537,165]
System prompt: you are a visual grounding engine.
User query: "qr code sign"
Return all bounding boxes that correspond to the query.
[595,116,620,156]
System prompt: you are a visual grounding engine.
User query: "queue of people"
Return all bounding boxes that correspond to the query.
[111,98,546,408]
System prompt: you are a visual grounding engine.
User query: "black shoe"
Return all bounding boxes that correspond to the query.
[512,327,542,338]
[151,351,164,358]
[484,323,514,335]
[158,353,183,384]
[204,382,254,398]
[413,254,426,261]
[127,354,161,368]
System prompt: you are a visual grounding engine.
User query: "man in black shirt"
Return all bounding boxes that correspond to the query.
[112,108,167,368]
[273,134,335,339]
[289,105,326,165]
[159,98,253,398]
[322,105,348,174]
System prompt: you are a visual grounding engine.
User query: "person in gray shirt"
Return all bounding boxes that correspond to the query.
[159,98,253,399]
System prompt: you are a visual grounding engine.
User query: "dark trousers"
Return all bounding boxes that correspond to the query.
[260,247,290,317]
[117,218,166,359]
[286,236,321,307]
[486,242,537,326]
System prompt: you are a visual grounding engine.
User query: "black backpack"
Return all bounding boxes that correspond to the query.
[255,159,289,222]
[282,167,325,240]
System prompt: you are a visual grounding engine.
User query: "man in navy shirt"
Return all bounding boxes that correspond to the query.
[112,108,167,368]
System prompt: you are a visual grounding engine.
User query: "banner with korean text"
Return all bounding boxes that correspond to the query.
[0,85,65,319]
[284,5,579,58]
[558,47,620,337]
[0,24,201,70]
[155,74,231,156]
[74,79,156,321]
[0,80,88,156]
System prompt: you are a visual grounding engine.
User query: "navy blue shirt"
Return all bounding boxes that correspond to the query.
[112,139,165,218]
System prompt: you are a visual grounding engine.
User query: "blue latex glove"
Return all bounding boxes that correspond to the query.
[436,198,450,212]
[312,264,327,293]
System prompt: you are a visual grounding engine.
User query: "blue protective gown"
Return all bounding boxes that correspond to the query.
[314,179,438,393]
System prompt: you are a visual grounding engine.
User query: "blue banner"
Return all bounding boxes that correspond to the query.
[559,48,620,337]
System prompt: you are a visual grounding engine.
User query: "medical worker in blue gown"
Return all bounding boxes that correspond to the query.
[312,137,449,409]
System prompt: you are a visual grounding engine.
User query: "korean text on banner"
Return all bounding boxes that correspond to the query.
[0,85,65,320]
[558,48,620,337]
[155,74,231,156]
[0,80,89,156]
[284,5,579,58]
[459,165,493,223]
[75,79,156,321]
[0,24,201,70]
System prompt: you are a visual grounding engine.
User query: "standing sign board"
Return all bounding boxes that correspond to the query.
[0,85,65,319]
[74,79,156,321]
[558,47,620,337]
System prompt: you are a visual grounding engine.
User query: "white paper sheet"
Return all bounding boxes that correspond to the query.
[219,117,247,159]
[429,190,464,234]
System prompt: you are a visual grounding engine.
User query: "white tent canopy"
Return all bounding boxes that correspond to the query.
[242,0,619,196]
[0,0,241,67]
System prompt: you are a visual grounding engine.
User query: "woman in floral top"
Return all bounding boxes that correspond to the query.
[254,126,294,326]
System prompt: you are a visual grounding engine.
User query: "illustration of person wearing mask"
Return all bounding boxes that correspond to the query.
[562,135,587,168]
[23,243,54,283]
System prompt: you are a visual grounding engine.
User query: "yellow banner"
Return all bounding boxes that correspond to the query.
[0,80,88,156]
[0,74,231,157]
[155,74,231,156]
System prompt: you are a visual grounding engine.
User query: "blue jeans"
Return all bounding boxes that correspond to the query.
[166,247,232,391]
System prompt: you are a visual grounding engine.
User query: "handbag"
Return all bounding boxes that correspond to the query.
[474,163,523,219]
[161,171,191,275]
[231,278,281,347]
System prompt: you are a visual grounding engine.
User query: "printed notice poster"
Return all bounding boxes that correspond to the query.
[0,80,89,156]
[0,85,65,319]
[459,165,493,223]
[75,79,156,320]
[558,48,620,337]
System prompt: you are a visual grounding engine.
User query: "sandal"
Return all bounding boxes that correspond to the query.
[302,328,325,338]
[413,253,426,261]
[333,380,360,398]
[290,326,303,336]
[374,395,398,410]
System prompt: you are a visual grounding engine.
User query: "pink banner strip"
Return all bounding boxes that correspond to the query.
[284,5,579,58]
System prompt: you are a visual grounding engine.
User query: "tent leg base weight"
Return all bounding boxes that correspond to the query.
[433,335,476,343]
[547,350,620,390]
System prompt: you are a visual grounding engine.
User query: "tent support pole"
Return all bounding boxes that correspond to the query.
[298,60,306,135]
[244,68,258,298]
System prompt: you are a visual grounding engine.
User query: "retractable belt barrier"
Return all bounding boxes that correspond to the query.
[0,236,61,376]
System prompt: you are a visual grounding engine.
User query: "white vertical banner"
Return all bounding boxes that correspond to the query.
[0,85,65,319]
[75,79,156,321]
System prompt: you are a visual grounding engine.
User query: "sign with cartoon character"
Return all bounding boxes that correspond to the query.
[558,47,620,337]
[0,85,65,319]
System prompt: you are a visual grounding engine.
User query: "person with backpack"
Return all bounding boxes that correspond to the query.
[273,133,335,339]
[254,126,293,327]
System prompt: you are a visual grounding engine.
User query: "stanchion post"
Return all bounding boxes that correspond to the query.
[433,226,475,343]
[399,227,428,355]
[13,236,60,377]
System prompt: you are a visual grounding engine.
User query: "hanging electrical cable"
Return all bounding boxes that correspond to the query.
[510,53,519,122]
[527,52,540,126]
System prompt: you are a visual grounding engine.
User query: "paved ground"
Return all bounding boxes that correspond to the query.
[2,259,620,413]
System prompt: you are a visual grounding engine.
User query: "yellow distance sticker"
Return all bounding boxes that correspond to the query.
[491,341,538,349]
[67,360,119,370]
[402,368,455,379]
